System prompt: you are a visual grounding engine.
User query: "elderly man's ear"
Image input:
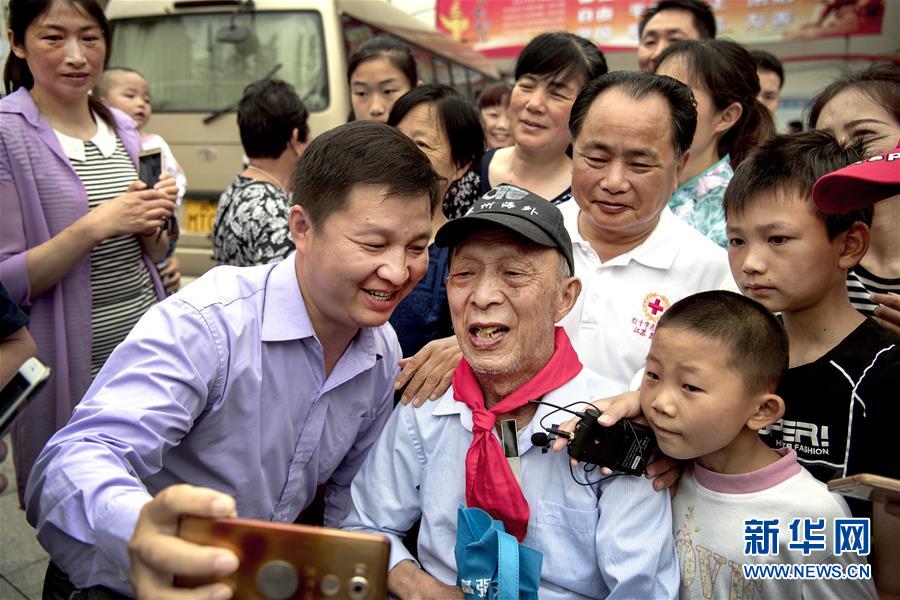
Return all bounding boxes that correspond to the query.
[553,275,582,324]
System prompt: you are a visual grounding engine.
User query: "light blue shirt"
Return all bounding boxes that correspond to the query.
[25,255,399,594]
[343,369,680,599]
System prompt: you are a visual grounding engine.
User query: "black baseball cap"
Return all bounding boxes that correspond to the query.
[434,184,575,274]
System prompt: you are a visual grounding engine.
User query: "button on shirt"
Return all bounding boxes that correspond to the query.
[25,256,399,594]
[558,202,735,389]
[342,369,680,600]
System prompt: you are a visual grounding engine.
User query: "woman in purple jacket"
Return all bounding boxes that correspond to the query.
[0,0,177,501]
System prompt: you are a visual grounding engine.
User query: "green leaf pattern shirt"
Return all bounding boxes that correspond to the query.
[669,155,733,248]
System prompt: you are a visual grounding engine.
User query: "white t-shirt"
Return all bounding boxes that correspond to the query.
[558,203,734,389]
[673,449,877,600]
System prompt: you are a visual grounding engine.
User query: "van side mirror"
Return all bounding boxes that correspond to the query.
[216,24,251,44]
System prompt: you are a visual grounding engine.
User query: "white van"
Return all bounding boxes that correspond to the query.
[105,0,500,275]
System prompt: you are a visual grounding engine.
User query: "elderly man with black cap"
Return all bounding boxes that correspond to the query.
[342,185,679,600]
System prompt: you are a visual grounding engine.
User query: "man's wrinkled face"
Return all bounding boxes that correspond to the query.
[447,229,568,380]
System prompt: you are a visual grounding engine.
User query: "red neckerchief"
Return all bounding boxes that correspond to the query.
[452,327,583,541]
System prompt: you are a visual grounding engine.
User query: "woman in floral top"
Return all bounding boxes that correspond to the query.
[212,79,309,266]
[655,40,774,247]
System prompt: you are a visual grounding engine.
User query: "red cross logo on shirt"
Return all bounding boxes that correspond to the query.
[642,292,671,321]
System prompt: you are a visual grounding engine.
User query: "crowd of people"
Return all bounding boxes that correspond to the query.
[1,0,898,598]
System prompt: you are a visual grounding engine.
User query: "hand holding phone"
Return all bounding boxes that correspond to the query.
[129,485,239,600]
[0,356,51,436]
[139,151,181,242]
[828,473,900,504]
[176,517,390,599]
[138,149,163,188]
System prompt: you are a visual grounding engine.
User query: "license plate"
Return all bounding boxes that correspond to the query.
[184,198,218,234]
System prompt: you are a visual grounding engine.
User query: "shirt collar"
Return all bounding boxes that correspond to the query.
[53,113,117,161]
[261,254,317,342]
[260,254,379,357]
[433,386,469,420]
[562,200,678,271]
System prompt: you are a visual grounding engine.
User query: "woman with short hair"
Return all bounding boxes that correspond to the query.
[211,78,310,267]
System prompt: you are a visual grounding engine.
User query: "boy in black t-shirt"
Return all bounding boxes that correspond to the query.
[724,131,899,596]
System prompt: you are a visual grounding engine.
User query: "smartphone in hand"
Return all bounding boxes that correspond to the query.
[1,356,51,436]
[176,516,389,599]
[829,473,900,504]
[138,149,163,188]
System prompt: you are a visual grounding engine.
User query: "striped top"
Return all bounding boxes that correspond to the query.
[847,265,900,317]
[55,120,158,377]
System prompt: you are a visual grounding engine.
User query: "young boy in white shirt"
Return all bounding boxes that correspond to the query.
[95,67,186,294]
[641,290,876,599]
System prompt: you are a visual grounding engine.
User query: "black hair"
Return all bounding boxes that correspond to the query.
[569,71,697,160]
[347,35,418,88]
[638,0,717,39]
[387,83,484,174]
[656,39,775,168]
[93,66,145,99]
[807,63,900,131]
[750,50,784,89]
[237,78,310,159]
[724,130,874,240]
[4,0,114,127]
[656,290,788,394]
[514,32,607,87]
[292,121,439,227]
[477,82,512,110]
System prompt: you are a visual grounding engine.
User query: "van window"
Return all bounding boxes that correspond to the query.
[341,15,493,101]
[108,11,327,112]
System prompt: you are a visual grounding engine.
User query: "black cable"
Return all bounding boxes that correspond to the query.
[535,399,587,433]
[529,398,584,418]
[569,460,630,487]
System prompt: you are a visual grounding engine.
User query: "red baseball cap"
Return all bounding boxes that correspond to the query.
[812,141,900,213]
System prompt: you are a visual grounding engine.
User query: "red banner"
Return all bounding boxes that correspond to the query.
[436,0,886,58]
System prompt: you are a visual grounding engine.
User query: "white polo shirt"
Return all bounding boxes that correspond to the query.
[558,202,735,389]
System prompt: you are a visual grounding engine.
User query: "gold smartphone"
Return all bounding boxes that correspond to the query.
[176,516,389,600]
[828,473,900,504]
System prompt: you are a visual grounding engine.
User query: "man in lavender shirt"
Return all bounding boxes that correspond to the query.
[25,121,439,598]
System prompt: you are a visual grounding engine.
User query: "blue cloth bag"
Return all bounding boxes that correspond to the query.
[454,506,543,600]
